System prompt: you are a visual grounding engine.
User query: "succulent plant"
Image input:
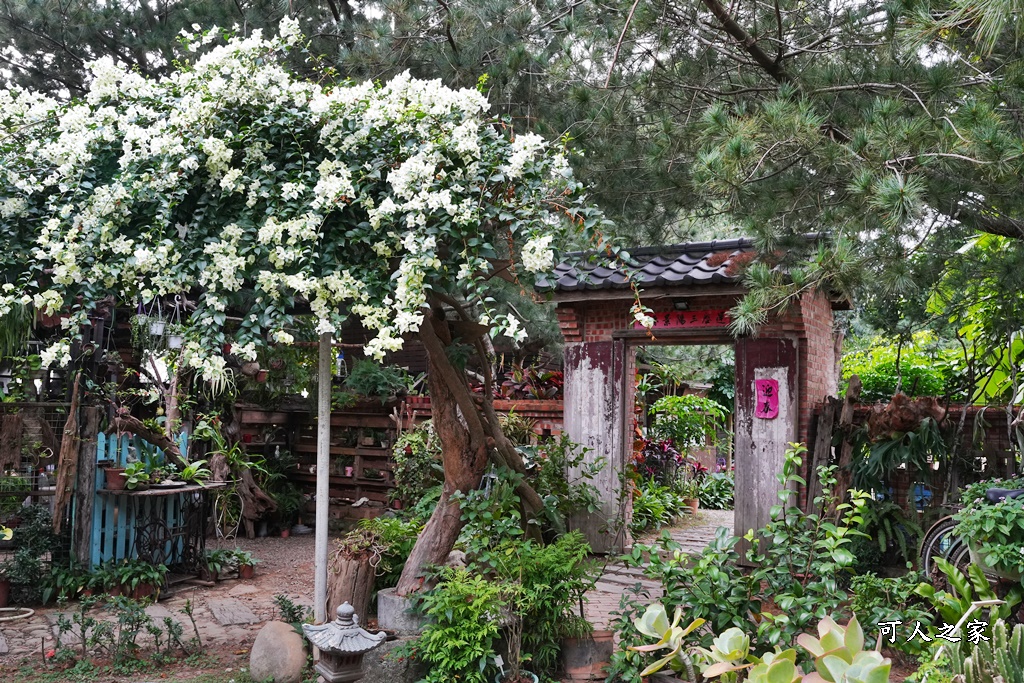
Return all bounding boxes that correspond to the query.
[629,602,706,678]
[703,627,754,678]
[803,651,891,683]
[797,616,865,679]
[948,620,1024,683]
[747,650,803,683]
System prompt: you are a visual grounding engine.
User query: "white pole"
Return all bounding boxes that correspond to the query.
[314,332,331,623]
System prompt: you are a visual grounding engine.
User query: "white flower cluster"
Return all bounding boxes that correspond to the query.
[632,303,655,330]
[522,235,555,273]
[0,18,588,383]
[504,133,546,179]
[40,340,71,368]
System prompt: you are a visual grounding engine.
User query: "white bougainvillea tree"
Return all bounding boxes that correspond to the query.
[0,19,610,591]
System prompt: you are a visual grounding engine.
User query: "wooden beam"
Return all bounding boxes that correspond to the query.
[74,406,101,563]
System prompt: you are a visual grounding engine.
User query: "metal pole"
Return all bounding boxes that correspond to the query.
[314,331,332,623]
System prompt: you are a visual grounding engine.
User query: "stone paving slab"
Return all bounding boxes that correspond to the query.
[208,598,259,625]
[0,631,9,655]
[145,603,182,625]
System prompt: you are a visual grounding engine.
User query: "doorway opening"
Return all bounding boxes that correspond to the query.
[629,344,736,544]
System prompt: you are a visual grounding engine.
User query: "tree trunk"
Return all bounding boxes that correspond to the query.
[327,554,375,620]
[395,313,489,596]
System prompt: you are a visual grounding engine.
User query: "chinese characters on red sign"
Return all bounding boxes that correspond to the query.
[754,379,779,419]
[631,309,730,330]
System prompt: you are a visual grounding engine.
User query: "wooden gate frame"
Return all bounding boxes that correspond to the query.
[541,239,846,552]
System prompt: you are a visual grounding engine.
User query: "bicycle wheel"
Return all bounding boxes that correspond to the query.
[920,516,958,576]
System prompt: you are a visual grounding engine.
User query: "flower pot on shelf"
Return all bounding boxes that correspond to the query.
[344,466,354,477]
[561,630,614,680]
[104,467,128,491]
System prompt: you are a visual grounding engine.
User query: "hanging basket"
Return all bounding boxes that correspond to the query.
[149,320,166,336]
[167,333,184,349]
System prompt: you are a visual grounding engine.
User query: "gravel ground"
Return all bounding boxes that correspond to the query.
[204,531,319,600]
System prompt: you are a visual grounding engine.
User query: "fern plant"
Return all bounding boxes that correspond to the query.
[852,498,922,565]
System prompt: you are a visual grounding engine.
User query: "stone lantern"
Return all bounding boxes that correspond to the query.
[303,602,387,682]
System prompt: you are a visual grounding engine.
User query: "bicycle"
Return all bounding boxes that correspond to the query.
[919,486,1024,608]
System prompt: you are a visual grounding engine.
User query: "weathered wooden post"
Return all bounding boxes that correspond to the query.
[315,332,332,623]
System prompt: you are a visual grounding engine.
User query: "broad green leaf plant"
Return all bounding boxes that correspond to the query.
[631,609,892,683]
[0,18,611,386]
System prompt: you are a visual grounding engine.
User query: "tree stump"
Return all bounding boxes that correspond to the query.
[327,553,375,621]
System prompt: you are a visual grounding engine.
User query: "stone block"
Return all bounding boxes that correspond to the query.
[376,588,428,634]
[360,636,426,683]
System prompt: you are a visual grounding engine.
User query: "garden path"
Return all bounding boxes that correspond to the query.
[583,509,735,630]
[0,510,734,675]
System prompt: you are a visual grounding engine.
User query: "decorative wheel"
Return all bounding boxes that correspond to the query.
[135,520,174,566]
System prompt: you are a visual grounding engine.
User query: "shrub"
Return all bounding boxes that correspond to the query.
[390,421,443,509]
[649,394,729,454]
[630,478,687,535]
[414,567,506,683]
[698,472,734,510]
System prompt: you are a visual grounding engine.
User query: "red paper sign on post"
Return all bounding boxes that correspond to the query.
[754,379,779,419]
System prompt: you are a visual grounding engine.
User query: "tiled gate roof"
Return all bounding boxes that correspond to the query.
[536,238,757,292]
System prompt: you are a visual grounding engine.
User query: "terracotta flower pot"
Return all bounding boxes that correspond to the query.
[239,564,256,580]
[683,498,699,515]
[131,583,157,600]
[562,630,614,680]
[104,468,128,491]
[280,529,290,538]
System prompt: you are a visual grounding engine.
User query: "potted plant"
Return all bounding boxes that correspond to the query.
[550,534,611,682]
[953,476,1024,580]
[114,559,167,599]
[233,549,260,579]
[123,461,151,491]
[362,467,385,481]
[180,459,212,483]
[203,548,235,581]
[677,478,700,515]
[165,323,185,349]
[103,464,128,490]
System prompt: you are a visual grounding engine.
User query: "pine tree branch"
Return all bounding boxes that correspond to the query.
[698,0,790,83]
[605,0,643,88]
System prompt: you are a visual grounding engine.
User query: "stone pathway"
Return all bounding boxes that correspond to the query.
[0,511,733,671]
[0,578,311,667]
[583,509,734,629]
